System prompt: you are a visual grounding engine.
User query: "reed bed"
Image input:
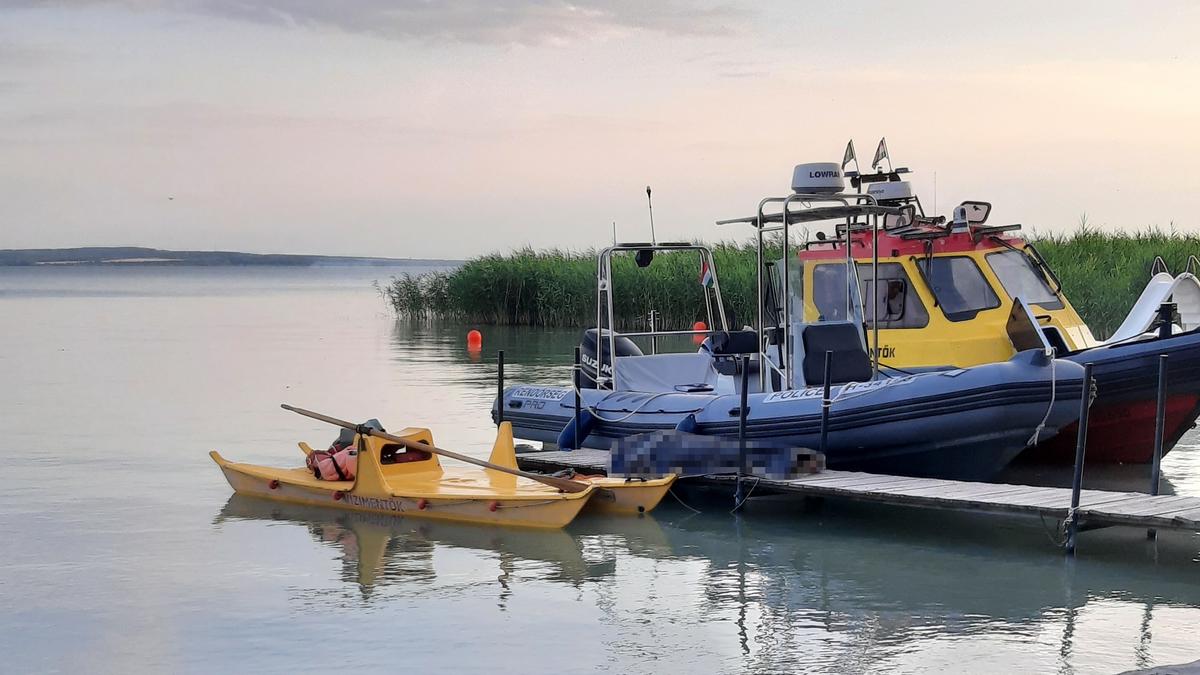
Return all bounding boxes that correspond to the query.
[1031,226,1200,338]
[385,228,1200,338]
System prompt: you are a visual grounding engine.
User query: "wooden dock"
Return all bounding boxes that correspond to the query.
[517,448,1200,534]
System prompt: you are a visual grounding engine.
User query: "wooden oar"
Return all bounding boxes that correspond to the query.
[281,404,590,494]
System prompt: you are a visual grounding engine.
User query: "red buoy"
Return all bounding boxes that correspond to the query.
[417,498,428,510]
[466,329,483,350]
[268,479,280,490]
[489,501,499,512]
[692,321,707,344]
[333,491,344,501]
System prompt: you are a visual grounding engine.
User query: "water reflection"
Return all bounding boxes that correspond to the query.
[389,320,581,387]
[215,495,655,600]
[214,493,1200,671]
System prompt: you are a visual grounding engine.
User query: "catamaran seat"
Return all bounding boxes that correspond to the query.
[799,323,872,386]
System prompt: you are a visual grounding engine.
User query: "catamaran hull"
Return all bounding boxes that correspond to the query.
[211,453,594,529]
[498,352,1085,482]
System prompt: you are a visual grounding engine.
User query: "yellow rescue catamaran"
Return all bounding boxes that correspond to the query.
[210,405,674,529]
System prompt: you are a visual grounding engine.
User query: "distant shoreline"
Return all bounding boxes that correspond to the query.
[0,246,460,267]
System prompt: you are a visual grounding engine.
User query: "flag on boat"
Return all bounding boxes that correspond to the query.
[842,140,857,171]
[872,137,889,170]
[699,259,715,287]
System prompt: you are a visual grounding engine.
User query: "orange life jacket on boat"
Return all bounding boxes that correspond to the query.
[307,445,357,481]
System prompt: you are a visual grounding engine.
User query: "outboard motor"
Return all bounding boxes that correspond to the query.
[579,328,643,388]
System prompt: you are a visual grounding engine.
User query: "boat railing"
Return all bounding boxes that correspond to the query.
[594,242,730,390]
[719,194,898,390]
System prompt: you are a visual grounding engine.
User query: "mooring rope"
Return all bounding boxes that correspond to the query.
[729,476,762,514]
[569,374,687,424]
[667,486,703,514]
[1027,356,1057,446]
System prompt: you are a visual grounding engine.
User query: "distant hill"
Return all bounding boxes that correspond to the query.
[0,246,460,267]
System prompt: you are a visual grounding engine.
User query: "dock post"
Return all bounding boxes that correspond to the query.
[497,350,505,426]
[1148,354,1169,540]
[734,355,750,509]
[573,346,582,451]
[1157,302,1176,339]
[819,351,833,456]
[1065,363,1094,556]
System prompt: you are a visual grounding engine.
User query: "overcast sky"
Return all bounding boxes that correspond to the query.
[2,1,1198,257]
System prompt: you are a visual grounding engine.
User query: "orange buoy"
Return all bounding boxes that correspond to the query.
[467,329,482,350]
[692,321,707,344]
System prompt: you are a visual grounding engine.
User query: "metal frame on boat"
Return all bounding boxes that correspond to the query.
[593,242,730,390]
[716,187,904,390]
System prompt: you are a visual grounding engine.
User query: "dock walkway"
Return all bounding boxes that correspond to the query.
[517,449,1200,533]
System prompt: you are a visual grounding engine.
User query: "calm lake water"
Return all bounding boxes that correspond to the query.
[2,266,1199,674]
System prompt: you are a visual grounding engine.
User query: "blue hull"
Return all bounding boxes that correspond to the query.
[497,351,1086,481]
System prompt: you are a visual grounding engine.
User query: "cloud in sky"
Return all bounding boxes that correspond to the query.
[1,1,1198,257]
[15,0,750,45]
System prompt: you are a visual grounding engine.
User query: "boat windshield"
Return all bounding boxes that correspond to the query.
[777,259,867,326]
[985,249,1064,310]
[916,256,1001,321]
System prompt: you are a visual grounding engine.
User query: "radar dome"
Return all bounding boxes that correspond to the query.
[866,181,913,203]
[791,162,845,194]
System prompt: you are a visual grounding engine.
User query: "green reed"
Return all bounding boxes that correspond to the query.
[385,227,1200,338]
[1032,224,1200,338]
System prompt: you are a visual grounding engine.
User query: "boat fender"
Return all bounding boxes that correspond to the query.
[489,501,499,512]
[557,408,596,451]
[268,479,280,490]
[333,491,345,501]
[417,498,428,510]
[674,414,699,434]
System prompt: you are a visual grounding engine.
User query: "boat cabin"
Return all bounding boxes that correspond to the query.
[720,161,1098,374]
[794,195,1098,369]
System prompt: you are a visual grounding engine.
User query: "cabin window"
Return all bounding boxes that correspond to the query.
[857,263,930,328]
[985,250,1064,310]
[916,256,1001,321]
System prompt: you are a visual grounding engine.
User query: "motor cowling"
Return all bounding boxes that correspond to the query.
[578,328,643,388]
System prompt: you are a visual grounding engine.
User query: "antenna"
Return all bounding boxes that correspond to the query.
[645,185,657,245]
[612,221,617,246]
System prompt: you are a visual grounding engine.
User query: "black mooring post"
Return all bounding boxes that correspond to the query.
[735,355,750,508]
[1157,302,1176,339]
[1066,363,1094,555]
[573,346,582,450]
[496,350,505,426]
[819,350,833,456]
[1148,354,1169,540]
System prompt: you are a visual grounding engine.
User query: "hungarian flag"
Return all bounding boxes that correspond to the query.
[699,259,715,287]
